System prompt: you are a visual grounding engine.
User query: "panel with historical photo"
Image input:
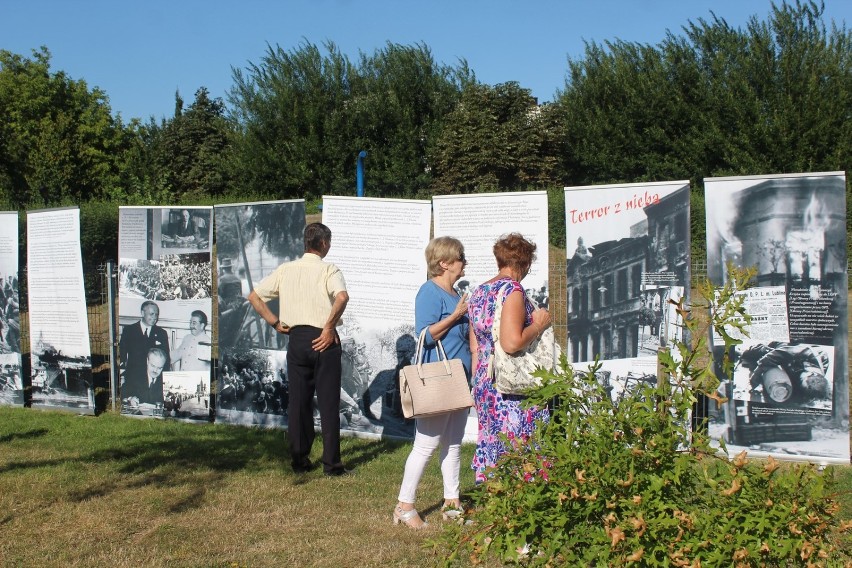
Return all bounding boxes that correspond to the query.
[704,172,848,463]
[118,206,213,420]
[214,200,305,427]
[564,181,690,364]
[27,208,94,413]
[0,211,22,407]
[323,197,432,439]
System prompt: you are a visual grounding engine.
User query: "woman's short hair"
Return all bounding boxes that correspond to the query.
[425,236,465,278]
[493,233,537,275]
[190,310,208,327]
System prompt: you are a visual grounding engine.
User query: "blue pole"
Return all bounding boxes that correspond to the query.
[356,150,367,197]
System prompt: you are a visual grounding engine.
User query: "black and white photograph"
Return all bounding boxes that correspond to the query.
[705,174,847,289]
[0,353,23,406]
[218,348,288,426]
[161,370,211,421]
[338,321,416,438]
[170,307,212,373]
[0,273,21,357]
[636,285,685,356]
[704,172,849,463]
[582,357,659,409]
[29,335,93,410]
[564,181,690,364]
[213,200,305,426]
[157,253,212,300]
[118,258,161,299]
[118,298,172,416]
[118,297,211,417]
[725,342,834,411]
[158,207,212,253]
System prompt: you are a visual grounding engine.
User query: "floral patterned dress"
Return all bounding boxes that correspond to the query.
[468,277,550,483]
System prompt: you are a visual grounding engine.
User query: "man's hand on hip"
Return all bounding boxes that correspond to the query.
[312,328,339,352]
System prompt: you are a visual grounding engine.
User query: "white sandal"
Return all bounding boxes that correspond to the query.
[393,505,427,529]
[441,504,464,522]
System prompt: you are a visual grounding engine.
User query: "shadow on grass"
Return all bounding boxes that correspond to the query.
[1,409,414,512]
[0,428,49,444]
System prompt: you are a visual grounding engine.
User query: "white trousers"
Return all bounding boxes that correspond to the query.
[397,407,468,503]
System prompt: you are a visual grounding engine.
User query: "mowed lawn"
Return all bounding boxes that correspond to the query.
[0,407,466,567]
[2,406,852,567]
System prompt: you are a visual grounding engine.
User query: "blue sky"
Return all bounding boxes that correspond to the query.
[3,1,850,122]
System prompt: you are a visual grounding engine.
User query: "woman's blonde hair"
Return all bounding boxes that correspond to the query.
[425,236,465,278]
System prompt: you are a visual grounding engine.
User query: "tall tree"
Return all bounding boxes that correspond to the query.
[147,87,235,200]
[349,42,469,197]
[429,82,560,194]
[0,47,130,206]
[229,40,470,200]
[554,0,852,260]
[230,40,354,200]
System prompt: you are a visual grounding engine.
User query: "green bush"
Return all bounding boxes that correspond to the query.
[433,268,847,566]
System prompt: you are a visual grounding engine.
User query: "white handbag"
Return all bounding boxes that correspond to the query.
[398,329,473,418]
[487,288,559,395]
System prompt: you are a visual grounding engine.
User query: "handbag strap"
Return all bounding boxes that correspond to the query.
[413,327,452,377]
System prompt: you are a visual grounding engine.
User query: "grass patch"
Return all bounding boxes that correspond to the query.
[0,407,477,567]
[3,406,851,565]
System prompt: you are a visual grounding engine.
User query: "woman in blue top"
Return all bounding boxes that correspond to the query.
[393,236,471,529]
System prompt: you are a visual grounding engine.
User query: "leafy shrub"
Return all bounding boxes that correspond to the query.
[432,268,848,566]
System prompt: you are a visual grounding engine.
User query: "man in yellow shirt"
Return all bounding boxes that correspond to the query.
[248,223,350,476]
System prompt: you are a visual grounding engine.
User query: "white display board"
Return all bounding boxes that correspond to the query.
[27,207,93,413]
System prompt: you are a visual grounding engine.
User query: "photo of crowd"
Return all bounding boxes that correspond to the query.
[118,259,161,299]
[218,348,289,426]
[158,253,212,300]
[119,255,211,301]
[0,274,21,355]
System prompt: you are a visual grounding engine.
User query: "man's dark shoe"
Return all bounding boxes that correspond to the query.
[324,465,353,477]
[291,458,316,474]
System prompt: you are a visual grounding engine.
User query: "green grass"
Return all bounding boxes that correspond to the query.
[0,407,475,567]
[2,406,851,566]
